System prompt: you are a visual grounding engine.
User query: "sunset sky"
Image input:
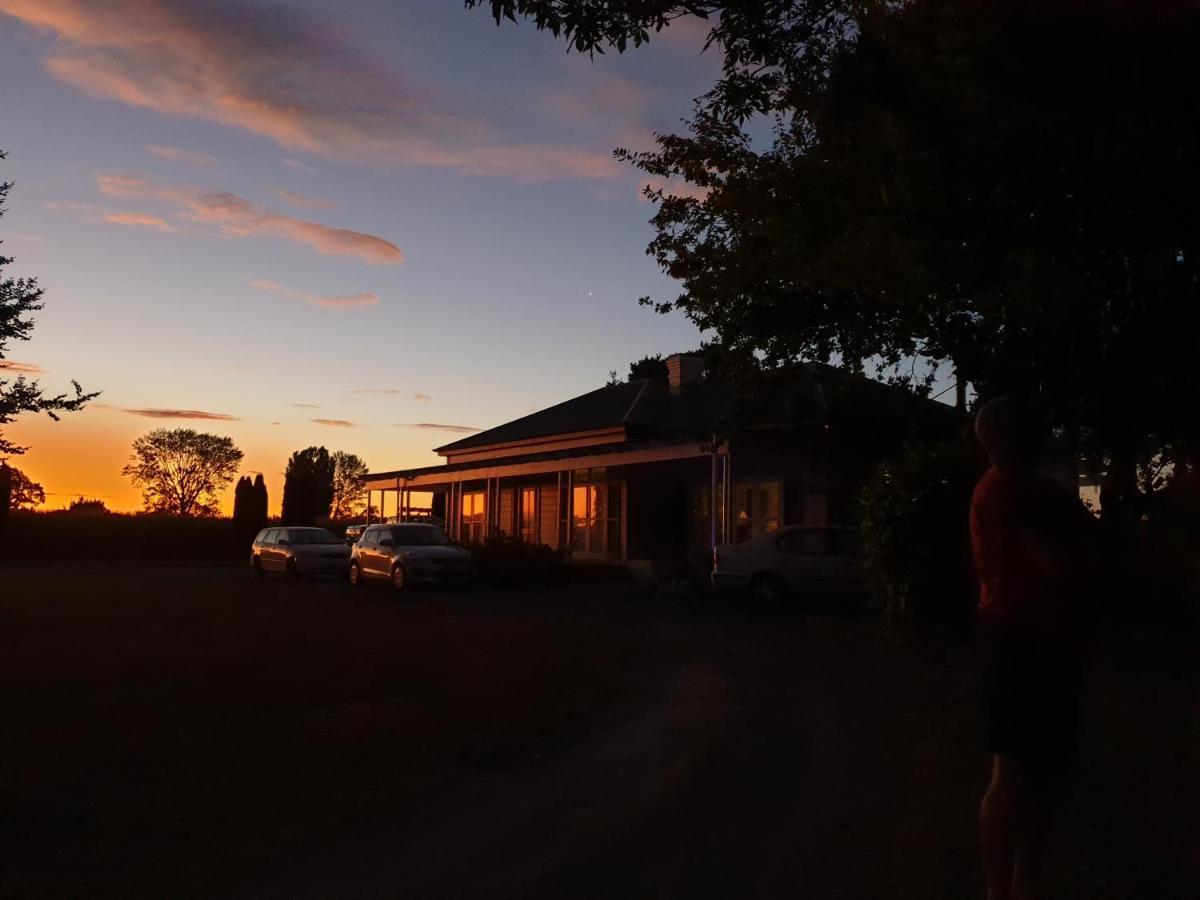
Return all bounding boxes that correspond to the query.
[0,0,718,513]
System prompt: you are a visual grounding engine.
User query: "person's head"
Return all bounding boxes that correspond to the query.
[974,396,1044,469]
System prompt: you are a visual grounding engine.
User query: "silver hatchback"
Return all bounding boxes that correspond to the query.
[350,523,473,590]
[251,527,351,578]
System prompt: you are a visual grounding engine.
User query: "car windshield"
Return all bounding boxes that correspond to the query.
[390,525,451,546]
[287,529,341,545]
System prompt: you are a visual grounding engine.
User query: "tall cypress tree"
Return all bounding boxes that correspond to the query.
[282,447,332,525]
[252,473,268,529]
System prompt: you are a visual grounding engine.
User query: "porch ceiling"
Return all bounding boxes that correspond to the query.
[365,436,718,491]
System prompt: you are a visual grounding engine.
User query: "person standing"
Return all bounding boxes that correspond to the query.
[970,397,1094,900]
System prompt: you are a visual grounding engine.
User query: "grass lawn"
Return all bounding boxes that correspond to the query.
[1,562,1194,898]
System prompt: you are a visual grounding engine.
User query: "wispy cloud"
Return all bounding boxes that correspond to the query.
[121,407,239,421]
[0,360,44,374]
[283,158,316,172]
[350,388,403,396]
[147,144,215,166]
[413,393,432,402]
[251,278,380,310]
[391,422,479,434]
[290,403,321,409]
[641,177,710,203]
[1,0,620,182]
[104,211,173,232]
[311,418,356,428]
[277,189,337,211]
[98,175,403,264]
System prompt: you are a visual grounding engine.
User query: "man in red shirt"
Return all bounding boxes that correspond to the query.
[971,397,1092,900]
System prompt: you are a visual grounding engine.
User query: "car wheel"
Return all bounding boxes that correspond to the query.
[748,573,789,606]
[349,562,362,587]
[253,557,265,578]
[391,563,406,591]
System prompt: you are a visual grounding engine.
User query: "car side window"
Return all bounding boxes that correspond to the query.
[262,529,278,545]
[254,529,268,544]
[360,527,377,547]
[832,530,862,558]
[778,530,830,555]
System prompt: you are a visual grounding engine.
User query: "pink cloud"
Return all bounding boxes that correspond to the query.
[311,418,357,428]
[413,393,432,402]
[104,211,173,232]
[276,189,337,211]
[121,407,239,421]
[251,278,380,310]
[99,175,402,264]
[147,144,215,166]
[390,423,479,434]
[1,0,620,182]
[0,360,44,374]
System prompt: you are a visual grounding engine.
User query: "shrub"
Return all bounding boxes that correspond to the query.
[464,533,566,587]
[859,442,980,625]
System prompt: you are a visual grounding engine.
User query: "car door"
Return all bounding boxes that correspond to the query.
[265,529,288,571]
[359,527,383,577]
[776,528,838,591]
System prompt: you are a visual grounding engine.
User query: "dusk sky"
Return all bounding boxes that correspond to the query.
[0,0,718,512]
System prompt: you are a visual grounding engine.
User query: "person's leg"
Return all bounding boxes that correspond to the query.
[981,755,1025,900]
[1011,775,1052,900]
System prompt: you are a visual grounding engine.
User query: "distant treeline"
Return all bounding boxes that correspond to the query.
[0,510,357,562]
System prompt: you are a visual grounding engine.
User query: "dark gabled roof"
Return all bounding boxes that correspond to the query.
[432,363,960,458]
[436,379,660,453]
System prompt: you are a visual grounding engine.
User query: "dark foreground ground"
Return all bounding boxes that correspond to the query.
[0,563,1195,899]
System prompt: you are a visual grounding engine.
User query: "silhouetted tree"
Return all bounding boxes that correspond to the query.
[628,354,668,382]
[122,429,243,517]
[1,149,97,457]
[66,497,109,515]
[329,451,369,519]
[232,475,255,540]
[282,446,334,525]
[2,465,44,509]
[252,473,269,528]
[478,2,1200,526]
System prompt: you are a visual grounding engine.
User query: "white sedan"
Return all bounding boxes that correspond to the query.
[711,525,868,604]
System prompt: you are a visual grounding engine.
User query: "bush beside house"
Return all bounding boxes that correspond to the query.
[859,443,980,626]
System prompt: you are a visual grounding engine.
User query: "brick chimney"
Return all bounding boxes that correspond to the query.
[665,353,704,394]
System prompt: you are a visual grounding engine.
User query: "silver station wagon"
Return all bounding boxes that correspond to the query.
[251,527,351,578]
[711,525,868,604]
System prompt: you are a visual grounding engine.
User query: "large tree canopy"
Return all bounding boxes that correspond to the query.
[1,150,96,457]
[474,1,1200,519]
[122,429,243,517]
[282,446,335,525]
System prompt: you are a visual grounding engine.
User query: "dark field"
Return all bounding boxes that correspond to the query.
[1,563,1195,898]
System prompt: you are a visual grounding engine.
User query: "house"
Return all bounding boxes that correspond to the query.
[363,354,958,566]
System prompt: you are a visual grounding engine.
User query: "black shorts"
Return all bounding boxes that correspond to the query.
[982,623,1081,774]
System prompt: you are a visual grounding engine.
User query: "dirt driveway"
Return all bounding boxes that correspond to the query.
[0,562,1194,898]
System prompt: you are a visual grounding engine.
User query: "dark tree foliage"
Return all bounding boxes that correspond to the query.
[252,473,269,527]
[282,446,334,526]
[232,475,254,539]
[66,497,109,514]
[628,354,669,382]
[123,429,243,517]
[473,1,1200,525]
[1,150,97,457]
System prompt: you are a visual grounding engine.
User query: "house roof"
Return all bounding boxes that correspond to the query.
[375,364,960,481]
[436,378,664,453]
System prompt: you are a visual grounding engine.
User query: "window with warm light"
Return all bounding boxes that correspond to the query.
[461,491,485,544]
[570,469,620,555]
[733,481,781,542]
[519,486,538,544]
